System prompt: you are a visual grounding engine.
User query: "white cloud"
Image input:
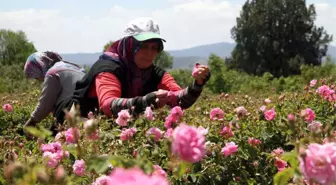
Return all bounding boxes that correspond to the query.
[314,3,336,40]
[0,1,334,53]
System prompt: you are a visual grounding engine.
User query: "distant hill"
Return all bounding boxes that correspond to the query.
[62,52,101,67]
[172,56,208,69]
[61,42,336,69]
[169,42,235,58]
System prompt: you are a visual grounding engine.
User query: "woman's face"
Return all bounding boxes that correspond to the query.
[134,41,159,69]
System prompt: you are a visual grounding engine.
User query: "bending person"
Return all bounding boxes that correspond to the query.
[23,51,86,133]
[54,17,210,121]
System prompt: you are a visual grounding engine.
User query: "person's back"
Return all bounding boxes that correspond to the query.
[46,61,86,108]
[23,51,86,133]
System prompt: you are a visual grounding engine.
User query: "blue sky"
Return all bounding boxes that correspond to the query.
[0,0,335,53]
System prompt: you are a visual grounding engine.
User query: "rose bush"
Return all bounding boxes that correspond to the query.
[0,78,335,185]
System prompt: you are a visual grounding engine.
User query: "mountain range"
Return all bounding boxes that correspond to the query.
[61,42,336,70]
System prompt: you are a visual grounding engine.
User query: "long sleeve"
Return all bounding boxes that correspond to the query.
[95,72,156,117]
[158,72,204,109]
[30,75,61,122]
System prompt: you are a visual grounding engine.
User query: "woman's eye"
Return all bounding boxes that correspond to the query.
[140,44,148,49]
[153,46,158,50]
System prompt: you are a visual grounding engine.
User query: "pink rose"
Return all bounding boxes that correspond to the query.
[42,152,59,168]
[106,167,169,185]
[317,85,334,98]
[192,63,200,77]
[288,113,295,123]
[272,148,284,157]
[41,143,56,153]
[84,119,95,130]
[2,104,13,112]
[73,159,86,176]
[310,79,317,87]
[164,114,174,129]
[120,128,137,141]
[299,143,336,185]
[253,161,259,167]
[172,124,206,163]
[88,111,94,119]
[264,98,271,104]
[55,132,64,141]
[248,137,262,146]
[55,165,65,181]
[164,128,174,139]
[197,126,208,135]
[144,107,154,121]
[91,175,110,185]
[164,106,184,129]
[235,106,248,117]
[170,106,184,119]
[88,129,99,140]
[259,105,266,113]
[65,127,80,144]
[220,126,234,138]
[52,142,62,151]
[302,108,316,122]
[53,151,65,161]
[40,142,62,153]
[210,107,225,120]
[152,165,167,178]
[307,121,322,132]
[264,108,276,121]
[146,127,162,142]
[116,110,131,126]
[221,142,238,157]
[275,157,287,171]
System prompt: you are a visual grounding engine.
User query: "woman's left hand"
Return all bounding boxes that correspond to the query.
[192,64,210,85]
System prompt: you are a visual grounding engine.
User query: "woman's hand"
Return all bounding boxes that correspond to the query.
[192,64,210,85]
[153,89,170,108]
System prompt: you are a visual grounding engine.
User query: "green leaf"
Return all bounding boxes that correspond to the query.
[273,168,294,185]
[281,151,299,168]
[86,155,111,174]
[65,145,78,158]
[24,126,52,139]
[176,161,188,178]
[190,174,197,182]
[0,175,5,184]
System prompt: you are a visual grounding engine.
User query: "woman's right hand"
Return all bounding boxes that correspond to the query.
[153,89,170,108]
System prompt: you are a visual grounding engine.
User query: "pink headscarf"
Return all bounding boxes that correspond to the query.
[24,51,63,79]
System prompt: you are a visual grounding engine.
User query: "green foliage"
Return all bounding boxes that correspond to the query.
[169,54,336,94]
[0,64,41,93]
[0,29,36,65]
[230,0,333,77]
[103,40,114,52]
[0,77,335,185]
[154,51,174,70]
[169,69,193,87]
[207,54,231,93]
[273,168,294,185]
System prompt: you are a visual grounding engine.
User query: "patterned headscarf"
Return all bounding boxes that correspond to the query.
[24,51,63,79]
[100,36,163,97]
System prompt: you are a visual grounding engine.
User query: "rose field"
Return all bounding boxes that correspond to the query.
[0,71,336,185]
